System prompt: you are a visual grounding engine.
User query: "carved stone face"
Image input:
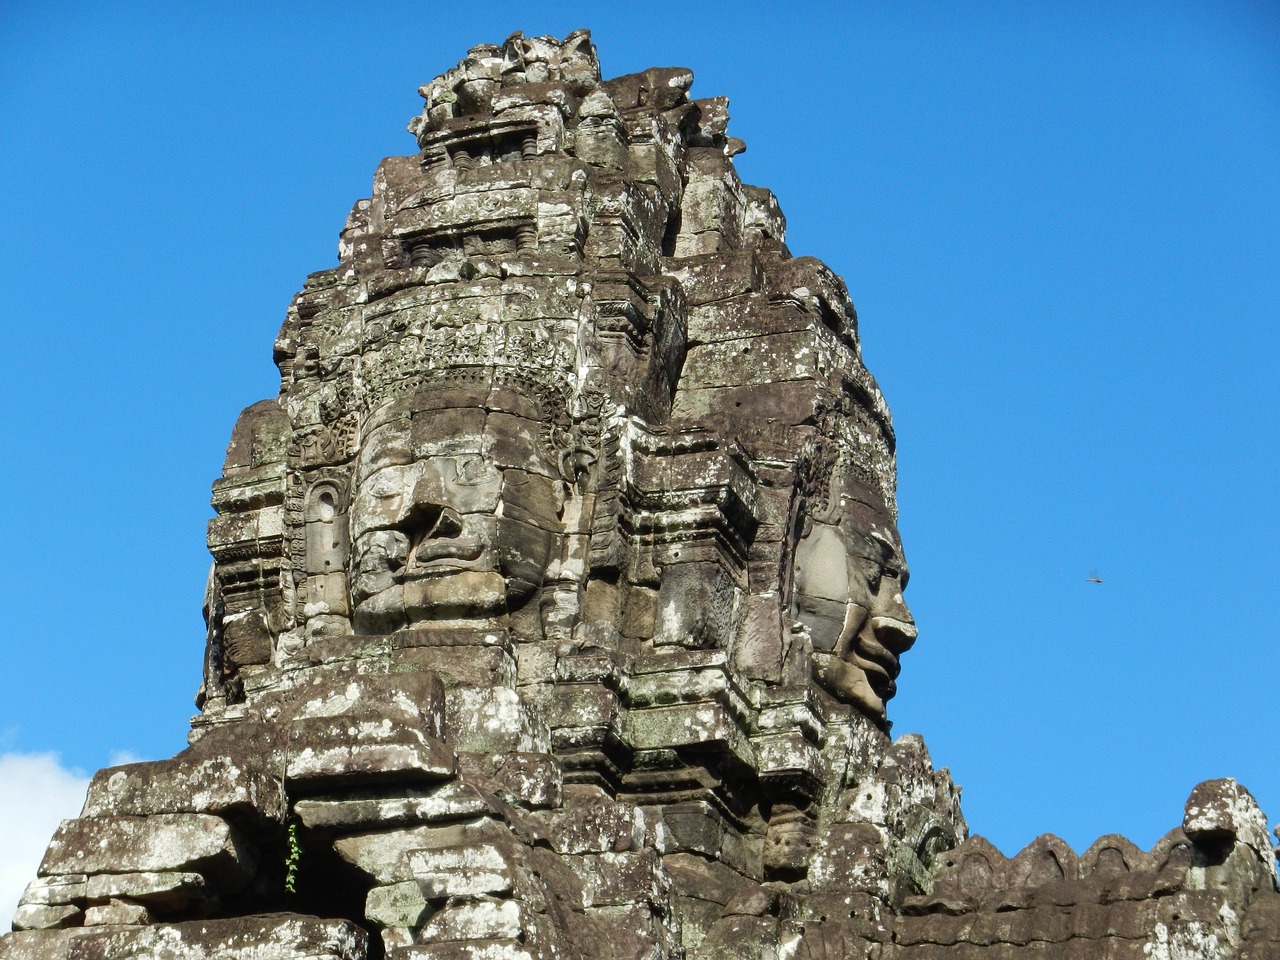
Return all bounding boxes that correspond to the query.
[763,806,816,880]
[348,388,563,632]
[792,466,916,724]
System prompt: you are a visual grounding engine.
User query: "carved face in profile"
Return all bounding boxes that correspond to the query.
[791,463,916,724]
[348,387,564,633]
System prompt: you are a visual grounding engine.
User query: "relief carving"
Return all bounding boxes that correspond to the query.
[349,385,565,633]
[791,454,916,725]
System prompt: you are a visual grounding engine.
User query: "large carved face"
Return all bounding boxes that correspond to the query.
[792,465,916,724]
[349,387,564,633]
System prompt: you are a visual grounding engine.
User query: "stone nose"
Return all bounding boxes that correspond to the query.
[427,505,463,539]
[871,576,917,654]
[405,502,464,542]
[871,615,917,654]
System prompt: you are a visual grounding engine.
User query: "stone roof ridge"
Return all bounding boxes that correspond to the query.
[405,29,754,167]
[409,30,704,142]
[410,30,602,138]
[891,783,1280,955]
[899,778,1279,927]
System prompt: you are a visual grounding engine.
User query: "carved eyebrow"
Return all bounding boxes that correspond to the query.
[451,455,498,483]
[367,472,405,496]
[867,531,898,562]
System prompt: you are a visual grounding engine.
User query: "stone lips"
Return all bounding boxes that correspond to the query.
[5,28,1278,960]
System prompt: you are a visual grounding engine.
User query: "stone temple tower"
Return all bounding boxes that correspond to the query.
[5,31,1279,960]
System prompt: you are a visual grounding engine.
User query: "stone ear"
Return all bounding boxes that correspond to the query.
[502,32,529,73]
[560,30,596,68]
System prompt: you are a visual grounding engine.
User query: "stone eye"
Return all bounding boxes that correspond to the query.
[368,475,399,498]
[454,455,497,485]
[861,560,883,592]
[882,567,906,594]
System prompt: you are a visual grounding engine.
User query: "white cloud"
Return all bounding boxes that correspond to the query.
[0,754,91,926]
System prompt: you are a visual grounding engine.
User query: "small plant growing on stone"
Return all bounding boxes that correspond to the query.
[283,819,301,894]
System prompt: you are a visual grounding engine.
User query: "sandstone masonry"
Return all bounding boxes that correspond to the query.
[4,31,1277,960]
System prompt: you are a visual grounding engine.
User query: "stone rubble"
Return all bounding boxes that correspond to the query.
[4,30,1276,960]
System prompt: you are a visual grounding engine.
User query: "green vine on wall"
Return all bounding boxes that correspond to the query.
[284,818,302,894]
[279,723,301,895]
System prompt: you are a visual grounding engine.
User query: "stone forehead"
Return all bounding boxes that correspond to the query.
[837,486,896,531]
[355,387,556,482]
[363,385,543,428]
[807,456,892,516]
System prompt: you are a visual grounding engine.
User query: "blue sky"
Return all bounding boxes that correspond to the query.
[1,0,1277,906]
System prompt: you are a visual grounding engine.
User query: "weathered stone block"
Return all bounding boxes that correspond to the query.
[220,399,289,473]
[284,715,455,787]
[662,853,750,908]
[418,900,527,943]
[664,813,727,864]
[407,841,522,899]
[381,927,416,953]
[697,914,779,960]
[625,663,730,707]
[680,331,832,391]
[1099,899,1163,940]
[11,903,82,932]
[531,799,643,854]
[1185,778,1275,872]
[622,703,753,768]
[84,871,212,910]
[587,902,676,960]
[82,754,278,820]
[543,683,621,741]
[751,731,823,789]
[333,825,454,886]
[668,382,820,430]
[390,941,535,960]
[82,898,152,926]
[282,672,447,736]
[335,818,515,886]
[672,895,723,956]
[365,881,432,928]
[293,781,489,831]
[17,875,87,907]
[0,929,90,958]
[569,851,666,908]
[1244,893,1280,937]
[68,915,366,959]
[207,512,260,549]
[457,752,562,810]
[38,815,255,892]
[1007,834,1079,888]
[662,252,761,307]
[808,821,889,897]
[445,686,549,754]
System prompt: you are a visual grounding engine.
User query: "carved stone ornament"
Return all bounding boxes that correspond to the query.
[6,31,1277,960]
